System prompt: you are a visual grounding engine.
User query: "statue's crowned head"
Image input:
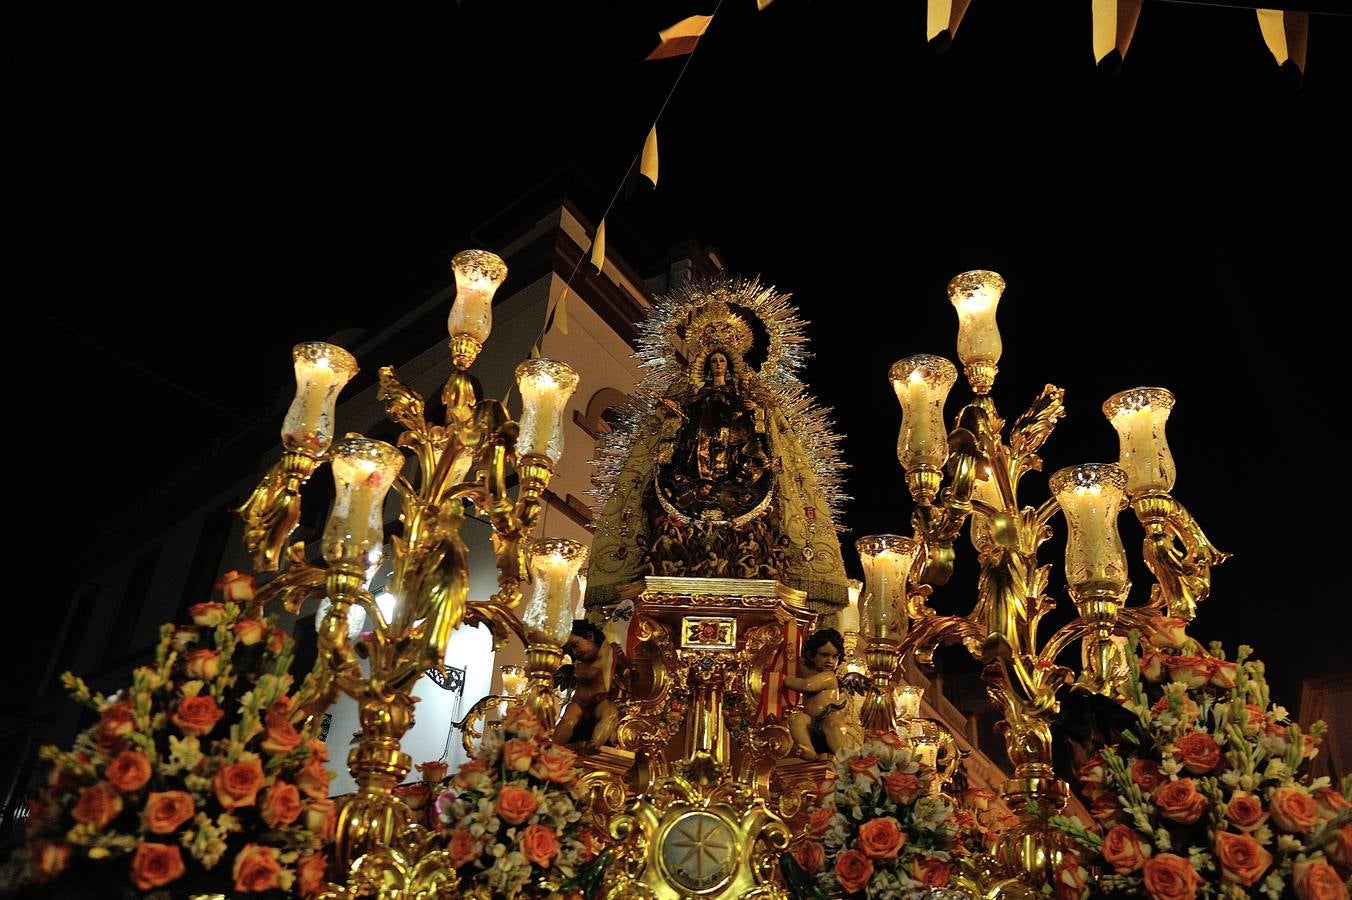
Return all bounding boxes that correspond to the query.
[685,300,755,389]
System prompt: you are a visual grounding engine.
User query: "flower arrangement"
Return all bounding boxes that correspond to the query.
[1,570,336,898]
[433,706,606,898]
[1045,616,1348,899]
[783,731,964,898]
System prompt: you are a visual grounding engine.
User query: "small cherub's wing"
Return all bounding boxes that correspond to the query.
[552,663,578,691]
[839,671,873,696]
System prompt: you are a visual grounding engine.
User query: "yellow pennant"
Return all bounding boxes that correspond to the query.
[646,14,713,60]
[640,126,659,188]
[547,291,570,337]
[589,219,606,271]
[1092,0,1143,65]
[756,0,774,9]
[1257,9,1308,72]
[926,0,971,42]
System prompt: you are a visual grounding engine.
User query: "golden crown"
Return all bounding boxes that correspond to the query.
[685,300,754,359]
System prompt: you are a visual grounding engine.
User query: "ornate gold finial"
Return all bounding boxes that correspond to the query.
[685,299,754,361]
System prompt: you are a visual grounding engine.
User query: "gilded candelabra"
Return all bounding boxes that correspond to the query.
[236,249,586,877]
[874,270,1228,886]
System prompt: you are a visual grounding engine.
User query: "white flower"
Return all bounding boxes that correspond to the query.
[1276,834,1304,854]
[912,796,953,831]
[1154,828,1172,851]
[1161,757,1184,778]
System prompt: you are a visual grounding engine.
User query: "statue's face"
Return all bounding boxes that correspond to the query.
[565,633,600,663]
[707,352,728,379]
[809,642,839,673]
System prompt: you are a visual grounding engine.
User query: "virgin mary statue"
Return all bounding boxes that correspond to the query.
[584,276,852,620]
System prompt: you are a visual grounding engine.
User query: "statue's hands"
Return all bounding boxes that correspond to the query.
[839,671,872,696]
[552,664,577,692]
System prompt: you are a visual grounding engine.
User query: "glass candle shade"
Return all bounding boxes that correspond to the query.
[281,342,358,454]
[499,664,527,699]
[889,355,957,472]
[522,538,588,645]
[947,270,1005,367]
[321,438,404,570]
[1103,387,1177,496]
[856,535,922,641]
[447,249,508,344]
[315,596,367,642]
[1050,464,1130,603]
[515,359,580,465]
[839,578,862,634]
[894,684,923,720]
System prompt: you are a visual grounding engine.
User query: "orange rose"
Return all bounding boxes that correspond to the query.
[1271,787,1322,833]
[1315,787,1352,818]
[912,855,952,887]
[96,700,136,751]
[1210,660,1238,689]
[105,750,152,792]
[496,784,539,825]
[579,828,603,863]
[233,617,267,646]
[217,569,256,602]
[1053,855,1089,900]
[131,842,185,890]
[267,627,287,654]
[848,754,881,777]
[448,828,481,867]
[172,694,224,736]
[503,739,537,772]
[233,843,284,892]
[530,745,578,784]
[1090,794,1123,825]
[503,706,545,738]
[520,823,560,868]
[1175,732,1222,774]
[790,839,825,874]
[1152,695,1201,722]
[1227,791,1268,831]
[1147,617,1192,650]
[188,601,227,626]
[1327,822,1352,869]
[305,798,337,840]
[214,757,265,810]
[1164,655,1215,689]
[1141,853,1201,900]
[833,849,874,895]
[183,648,222,679]
[297,754,333,800]
[1215,831,1272,886]
[27,839,70,882]
[1241,704,1268,735]
[884,770,921,804]
[72,783,121,829]
[261,699,303,755]
[1140,651,1166,682]
[1155,778,1209,825]
[961,787,994,811]
[809,806,834,835]
[297,851,328,897]
[1101,824,1151,874]
[857,816,905,860]
[1131,759,1165,792]
[1294,859,1350,900]
[144,790,195,834]
[260,780,303,827]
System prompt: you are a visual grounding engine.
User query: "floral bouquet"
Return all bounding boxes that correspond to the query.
[1045,616,1349,899]
[782,731,964,898]
[1,571,336,898]
[433,706,606,898]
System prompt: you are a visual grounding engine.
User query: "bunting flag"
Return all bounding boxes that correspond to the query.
[1257,9,1309,74]
[926,0,972,43]
[543,290,569,338]
[589,218,606,271]
[756,0,775,9]
[1092,0,1144,67]
[645,14,713,61]
[640,126,659,188]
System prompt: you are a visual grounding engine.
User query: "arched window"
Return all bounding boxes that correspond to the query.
[577,387,630,438]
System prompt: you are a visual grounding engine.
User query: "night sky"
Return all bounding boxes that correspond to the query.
[6,2,1351,716]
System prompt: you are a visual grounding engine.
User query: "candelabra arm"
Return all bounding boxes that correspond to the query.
[901,613,987,669]
[452,694,517,754]
[252,545,327,615]
[463,596,529,651]
[235,449,323,572]
[1134,493,1230,619]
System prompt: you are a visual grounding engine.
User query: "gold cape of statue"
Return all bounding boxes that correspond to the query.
[585,276,851,615]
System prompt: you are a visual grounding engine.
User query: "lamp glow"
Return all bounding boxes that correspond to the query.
[839,578,862,634]
[948,269,1005,367]
[281,342,358,454]
[1103,387,1177,496]
[1050,463,1130,604]
[856,534,922,641]
[515,359,581,465]
[889,355,957,473]
[447,249,508,345]
[321,438,404,570]
[522,538,588,645]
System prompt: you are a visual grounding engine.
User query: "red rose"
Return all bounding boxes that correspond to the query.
[72,783,121,829]
[857,816,905,860]
[214,757,265,810]
[883,770,921,804]
[105,750,152,792]
[172,694,224,736]
[233,843,284,892]
[144,790,195,834]
[790,839,825,874]
[520,823,560,868]
[260,780,303,828]
[1131,759,1165,792]
[448,829,480,867]
[1271,787,1321,833]
[1215,831,1272,887]
[130,842,185,890]
[1175,732,1222,774]
[1141,853,1202,900]
[1294,858,1350,900]
[1155,778,1208,825]
[1227,790,1268,831]
[833,849,874,895]
[912,855,952,887]
[297,851,328,897]
[808,807,834,835]
[1102,824,1152,874]
[496,784,539,825]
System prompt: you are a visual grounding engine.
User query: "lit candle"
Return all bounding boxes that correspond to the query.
[522,539,587,645]
[839,579,862,633]
[1104,387,1176,495]
[515,359,581,465]
[856,535,922,641]
[499,664,527,698]
[322,438,403,569]
[889,355,956,472]
[447,249,507,344]
[906,372,932,461]
[948,269,1005,366]
[894,685,923,720]
[1051,464,1129,601]
[282,343,358,453]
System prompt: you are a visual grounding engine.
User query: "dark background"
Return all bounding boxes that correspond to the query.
[5,2,1350,718]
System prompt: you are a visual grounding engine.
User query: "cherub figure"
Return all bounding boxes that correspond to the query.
[552,619,629,751]
[785,628,868,761]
